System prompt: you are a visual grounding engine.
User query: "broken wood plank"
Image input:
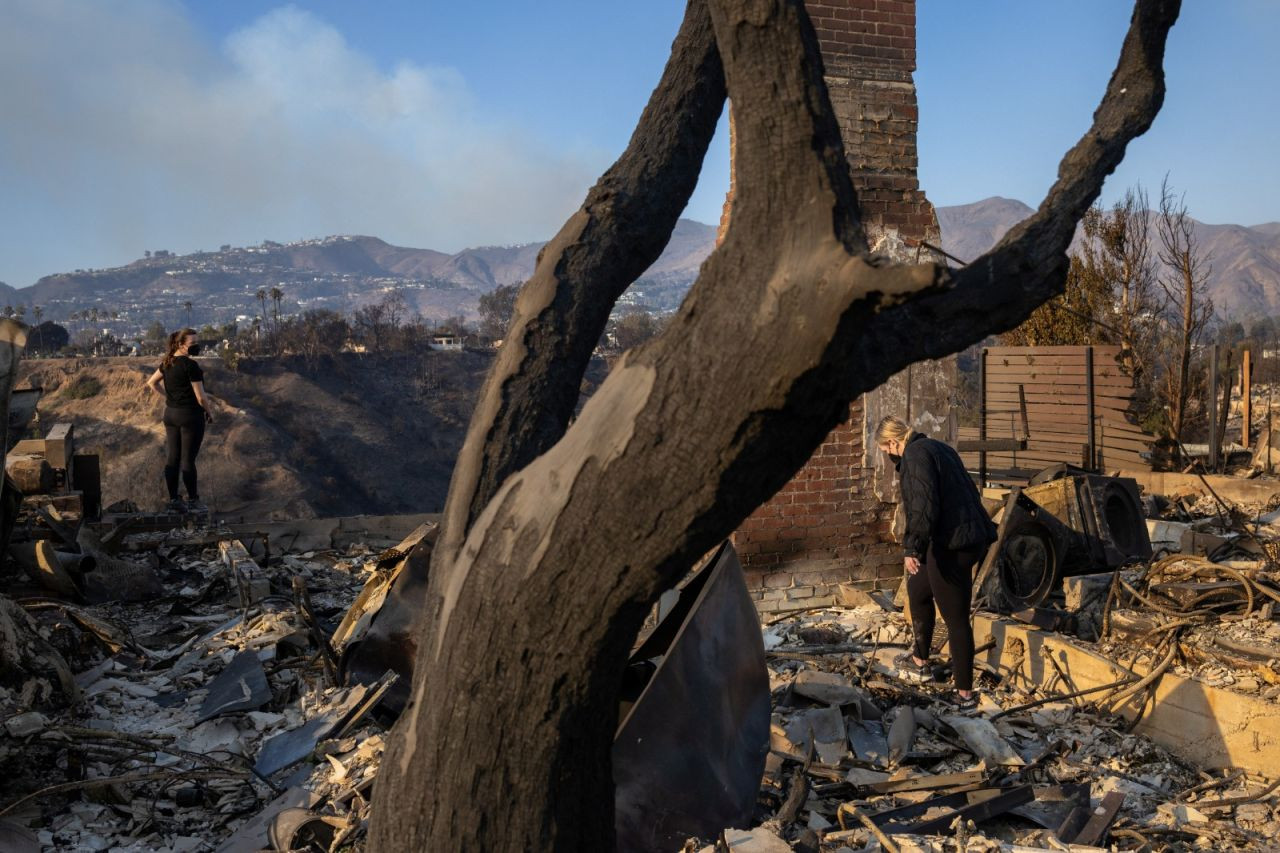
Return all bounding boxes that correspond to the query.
[907,785,1036,836]
[1067,791,1125,846]
[867,769,986,795]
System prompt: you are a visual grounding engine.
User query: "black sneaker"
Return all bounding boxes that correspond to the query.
[165,498,185,513]
[894,652,933,683]
[185,498,207,513]
[942,690,978,711]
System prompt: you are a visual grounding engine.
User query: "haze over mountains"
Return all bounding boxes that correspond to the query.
[8,199,1279,332]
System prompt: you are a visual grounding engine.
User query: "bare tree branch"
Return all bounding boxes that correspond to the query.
[1156,174,1214,446]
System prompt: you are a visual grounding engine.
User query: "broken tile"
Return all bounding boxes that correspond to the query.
[697,827,791,853]
[197,650,270,722]
[944,715,1025,767]
[846,720,889,767]
[791,669,865,706]
[784,706,846,765]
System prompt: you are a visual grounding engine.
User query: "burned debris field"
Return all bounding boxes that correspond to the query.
[3,464,1280,850]
[5,0,1280,850]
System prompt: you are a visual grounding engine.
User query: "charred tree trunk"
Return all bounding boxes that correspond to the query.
[367,1,1179,850]
[1158,176,1213,461]
[1174,265,1193,446]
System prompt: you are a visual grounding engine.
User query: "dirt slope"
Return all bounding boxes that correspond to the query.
[16,352,501,520]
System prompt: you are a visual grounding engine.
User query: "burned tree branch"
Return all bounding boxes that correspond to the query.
[438,0,728,560]
[845,0,1180,377]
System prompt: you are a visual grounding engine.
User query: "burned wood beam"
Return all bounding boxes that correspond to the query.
[1065,790,1125,846]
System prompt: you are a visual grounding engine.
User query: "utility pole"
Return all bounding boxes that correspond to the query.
[1242,349,1252,448]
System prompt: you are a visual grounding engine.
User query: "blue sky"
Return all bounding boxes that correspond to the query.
[1,1,1276,288]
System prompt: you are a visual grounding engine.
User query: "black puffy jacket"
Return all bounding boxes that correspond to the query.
[897,433,996,559]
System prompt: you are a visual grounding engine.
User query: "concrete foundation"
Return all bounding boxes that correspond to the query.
[975,613,1280,776]
[1120,470,1280,507]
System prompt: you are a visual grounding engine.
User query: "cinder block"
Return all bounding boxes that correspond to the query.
[220,539,270,605]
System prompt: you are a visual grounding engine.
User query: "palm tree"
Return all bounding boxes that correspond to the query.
[256,289,267,323]
[184,301,193,327]
[15,305,26,320]
[269,287,283,329]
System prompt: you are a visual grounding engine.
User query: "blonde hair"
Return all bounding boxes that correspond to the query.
[874,415,911,446]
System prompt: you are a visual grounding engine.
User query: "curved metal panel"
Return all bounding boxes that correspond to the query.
[613,543,770,853]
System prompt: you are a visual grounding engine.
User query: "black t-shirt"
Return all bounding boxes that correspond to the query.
[162,356,204,409]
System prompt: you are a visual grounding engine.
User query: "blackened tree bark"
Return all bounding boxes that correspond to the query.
[368,1,1179,850]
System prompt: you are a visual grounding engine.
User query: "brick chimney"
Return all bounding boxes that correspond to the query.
[722,0,954,613]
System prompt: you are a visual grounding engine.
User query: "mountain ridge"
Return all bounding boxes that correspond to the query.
[12,201,1280,329]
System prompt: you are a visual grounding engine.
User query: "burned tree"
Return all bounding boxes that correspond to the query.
[1156,176,1214,455]
[1000,187,1157,361]
[366,0,1179,850]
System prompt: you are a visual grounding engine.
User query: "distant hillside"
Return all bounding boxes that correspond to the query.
[935,197,1280,321]
[20,353,484,518]
[935,197,1034,264]
[14,220,719,334]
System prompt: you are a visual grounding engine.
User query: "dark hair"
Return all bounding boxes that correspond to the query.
[161,328,197,370]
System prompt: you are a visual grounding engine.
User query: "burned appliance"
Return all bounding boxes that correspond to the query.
[980,472,1152,611]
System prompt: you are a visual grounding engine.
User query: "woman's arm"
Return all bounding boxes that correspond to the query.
[145,369,165,397]
[191,380,211,415]
[900,449,940,562]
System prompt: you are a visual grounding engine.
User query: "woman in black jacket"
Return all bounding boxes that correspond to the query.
[875,416,996,706]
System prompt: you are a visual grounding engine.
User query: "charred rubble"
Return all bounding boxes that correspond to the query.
[2,453,1279,851]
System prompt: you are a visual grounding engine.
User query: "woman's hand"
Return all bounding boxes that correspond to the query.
[904,556,921,575]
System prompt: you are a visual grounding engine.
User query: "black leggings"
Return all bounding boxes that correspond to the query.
[163,406,206,500]
[907,544,984,691]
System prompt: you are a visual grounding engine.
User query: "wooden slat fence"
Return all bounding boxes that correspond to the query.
[959,345,1155,483]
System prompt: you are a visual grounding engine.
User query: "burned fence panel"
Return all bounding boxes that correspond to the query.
[613,542,770,853]
[960,345,1156,483]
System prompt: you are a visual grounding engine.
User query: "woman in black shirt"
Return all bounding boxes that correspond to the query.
[145,328,212,511]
